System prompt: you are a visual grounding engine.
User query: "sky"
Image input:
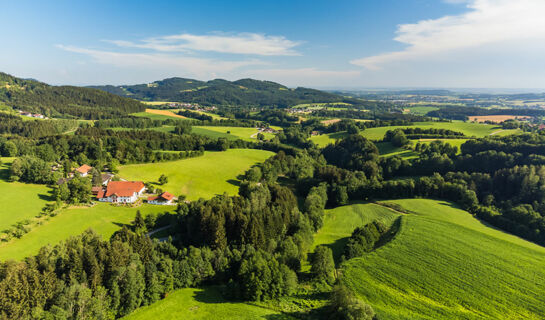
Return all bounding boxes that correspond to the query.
[1,0,545,89]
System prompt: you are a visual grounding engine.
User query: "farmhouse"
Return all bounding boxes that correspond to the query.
[101,173,114,186]
[97,181,145,204]
[147,192,176,205]
[76,164,93,177]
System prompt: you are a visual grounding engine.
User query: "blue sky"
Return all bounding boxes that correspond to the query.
[1,0,544,89]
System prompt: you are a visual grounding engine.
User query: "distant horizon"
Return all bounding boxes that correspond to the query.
[7,71,545,95]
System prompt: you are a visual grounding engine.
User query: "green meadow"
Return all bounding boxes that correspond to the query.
[0,158,53,231]
[192,126,276,141]
[375,142,419,159]
[332,199,545,320]
[122,286,291,320]
[403,106,440,115]
[360,121,519,140]
[310,203,399,264]
[117,149,274,200]
[310,121,521,147]
[0,203,171,261]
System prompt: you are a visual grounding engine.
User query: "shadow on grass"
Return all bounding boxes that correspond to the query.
[226,179,241,187]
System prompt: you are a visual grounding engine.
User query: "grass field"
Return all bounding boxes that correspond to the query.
[0,203,170,261]
[0,158,53,232]
[122,286,291,320]
[117,149,274,200]
[403,106,440,115]
[310,203,399,264]
[310,121,520,147]
[337,199,545,320]
[360,122,519,140]
[192,126,276,141]
[375,142,419,160]
[416,138,469,151]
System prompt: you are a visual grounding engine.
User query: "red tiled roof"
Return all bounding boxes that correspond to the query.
[76,164,93,174]
[97,189,105,198]
[148,192,175,202]
[91,186,103,194]
[99,181,145,198]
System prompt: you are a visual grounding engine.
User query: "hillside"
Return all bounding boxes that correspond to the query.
[0,72,146,119]
[334,200,545,319]
[91,77,350,107]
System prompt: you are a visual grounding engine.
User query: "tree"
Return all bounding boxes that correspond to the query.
[1,141,17,157]
[91,168,102,186]
[257,132,265,140]
[330,284,376,320]
[133,211,146,234]
[67,176,92,204]
[158,174,168,185]
[311,245,335,284]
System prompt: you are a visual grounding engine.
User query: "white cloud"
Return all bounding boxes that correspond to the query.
[57,45,266,79]
[105,32,301,56]
[351,0,545,69]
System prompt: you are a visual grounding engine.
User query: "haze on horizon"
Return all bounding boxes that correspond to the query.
[2,0,545,90]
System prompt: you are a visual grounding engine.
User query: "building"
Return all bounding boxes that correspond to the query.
[147,192,176,205]
[76,164,93,177]
[101,173,114,186]
[97,181,146,204]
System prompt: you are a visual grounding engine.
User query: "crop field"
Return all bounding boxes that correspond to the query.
[117,149,274,200]
[468,115,530,123]
[132,109,187,120]
[340,199,545,320]
[122,286,291,320]
[0,203,170,261]
[0,158,53,232]
[192,126,276,141]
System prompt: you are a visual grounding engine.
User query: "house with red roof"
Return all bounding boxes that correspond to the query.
[97,181,146,204]
[147,192,176,205]
[76,164,93,177]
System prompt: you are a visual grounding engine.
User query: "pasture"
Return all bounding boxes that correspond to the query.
[117,149,274,200]
[310,121,520,147]
[338,199,545,319]
[192,126,276,141]
[375,142,419,159]
[0,203,170,261]
[0,158,53,232]
[122,286,291,320]
[310,203,399,263]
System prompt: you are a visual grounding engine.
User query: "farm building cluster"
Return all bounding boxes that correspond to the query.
[18,110,47,119]
[58,164,176,205]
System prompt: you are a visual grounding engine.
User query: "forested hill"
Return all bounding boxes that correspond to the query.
[0,72,146,119]
[91,77,352,107]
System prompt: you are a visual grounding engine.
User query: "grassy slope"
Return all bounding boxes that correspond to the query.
[375,142,419,160]
[0,203,170,261]
[0,158,53,231]
[122,286,292,320]
[193,126,275,141]
[311,203,399,262]
[117,149,274,200]
[340,199,545,320]
[310,122,520,147]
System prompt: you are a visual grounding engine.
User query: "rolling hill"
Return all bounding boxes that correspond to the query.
[0,72,146,119]
[91,77,351,107]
